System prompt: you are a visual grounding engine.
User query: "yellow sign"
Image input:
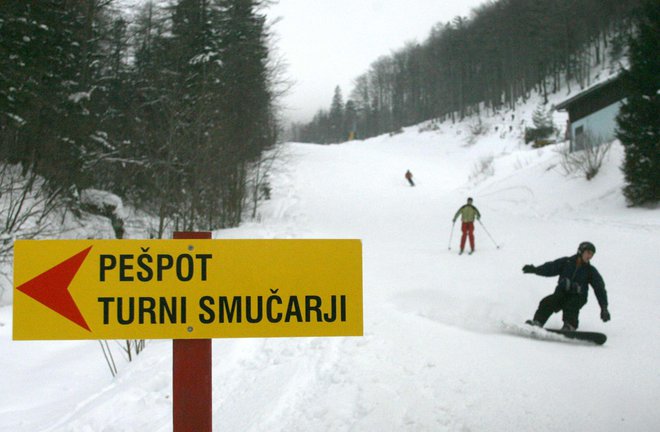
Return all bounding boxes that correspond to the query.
[13,239,362,340]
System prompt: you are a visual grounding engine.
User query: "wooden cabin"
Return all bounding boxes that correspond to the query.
[555,76,626,152]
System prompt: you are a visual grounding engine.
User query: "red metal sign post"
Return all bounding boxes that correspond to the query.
[173,231,212,432]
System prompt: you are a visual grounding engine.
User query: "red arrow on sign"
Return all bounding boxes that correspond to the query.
[16,246,92,331]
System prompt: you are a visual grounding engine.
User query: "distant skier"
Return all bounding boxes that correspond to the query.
[452,197,481,254]
[523,241,610,331]
[405,170,415,186]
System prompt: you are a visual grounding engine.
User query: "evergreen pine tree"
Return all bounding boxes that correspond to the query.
[616,0,660,206]
[214,0,274,226]
[0,1,98,190]
[329,86,345,142]
[524,104,555,144]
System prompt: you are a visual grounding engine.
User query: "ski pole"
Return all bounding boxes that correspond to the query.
[477,219,500,249]
[448,220,456,250]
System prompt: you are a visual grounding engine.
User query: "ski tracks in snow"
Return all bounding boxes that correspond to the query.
[212,337,360,431]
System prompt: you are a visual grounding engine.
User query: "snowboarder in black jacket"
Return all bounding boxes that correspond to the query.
[523,241,610,330]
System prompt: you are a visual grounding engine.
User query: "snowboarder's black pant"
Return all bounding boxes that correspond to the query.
[533,292,587,329]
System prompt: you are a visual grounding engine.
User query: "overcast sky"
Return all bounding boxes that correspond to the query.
[267,0,486,124]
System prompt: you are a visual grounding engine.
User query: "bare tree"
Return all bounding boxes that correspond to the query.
[557,132,612,180]
[0,166,65,259]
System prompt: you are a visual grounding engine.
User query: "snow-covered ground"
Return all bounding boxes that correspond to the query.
[1,107,659,431]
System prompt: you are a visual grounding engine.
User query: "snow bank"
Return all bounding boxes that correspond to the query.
[2,102,659,432]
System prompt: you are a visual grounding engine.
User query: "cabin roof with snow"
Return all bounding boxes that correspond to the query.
[554,75,626,122]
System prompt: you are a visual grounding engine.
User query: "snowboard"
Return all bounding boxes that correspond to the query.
[544,328,607,345]
[501,321,607,345]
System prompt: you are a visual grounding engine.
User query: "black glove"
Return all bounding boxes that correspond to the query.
[522,264,536,274]
[600,307,611,322]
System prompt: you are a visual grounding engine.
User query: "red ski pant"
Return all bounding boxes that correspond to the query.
[460,222,475,251]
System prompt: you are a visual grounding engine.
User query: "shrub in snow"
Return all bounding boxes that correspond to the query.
[469,155,495,182]
[524,104,556,144]
[557,134,612,180]
[80,189,126,239]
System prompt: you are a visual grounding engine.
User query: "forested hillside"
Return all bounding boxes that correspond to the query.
[0,0,278,236]
[294,0,641,143]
